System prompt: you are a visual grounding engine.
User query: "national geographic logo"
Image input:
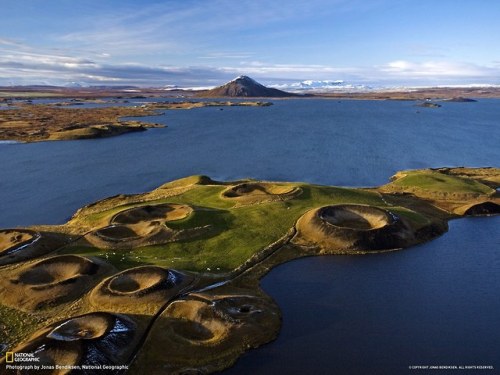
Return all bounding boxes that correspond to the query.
[4,352,40,363]
[6,352,14,363]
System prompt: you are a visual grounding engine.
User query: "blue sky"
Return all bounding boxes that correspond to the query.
[1,0,500,87]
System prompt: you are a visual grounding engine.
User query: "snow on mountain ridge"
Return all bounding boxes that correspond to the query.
[269,80,371,92]
[297,80,345,88]
[64,81,91,88]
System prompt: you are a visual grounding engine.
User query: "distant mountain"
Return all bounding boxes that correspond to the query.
[294,80,346,89]
[86,85,140,90]
[163,84,180,90]
[196,76,296,97]
[64,81,90,88]
[3,85,61,89]
[270,80,371,93]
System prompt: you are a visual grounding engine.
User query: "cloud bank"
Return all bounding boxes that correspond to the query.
[1,44,499,87]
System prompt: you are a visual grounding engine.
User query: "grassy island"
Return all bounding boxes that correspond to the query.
[0,167,499,373]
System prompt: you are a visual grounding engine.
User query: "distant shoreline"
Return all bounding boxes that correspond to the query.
[2,86,500,100]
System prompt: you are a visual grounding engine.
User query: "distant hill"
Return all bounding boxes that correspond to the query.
[196,76,296,97]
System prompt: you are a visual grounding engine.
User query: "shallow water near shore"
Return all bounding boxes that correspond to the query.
[0,98,499,373]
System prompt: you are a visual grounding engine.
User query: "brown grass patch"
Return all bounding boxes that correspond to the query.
[84,203,207,250]
[0,229,36,254]
[0,255,113,311]
[111,203,193,224]
[319,205,391,230]
[295,204,420,252]
[221,182,301,204]
[89,266,194,314]
[0,230,71,266]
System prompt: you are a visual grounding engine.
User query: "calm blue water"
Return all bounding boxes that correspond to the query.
[0,99,499,374]
[225,216,500,375]
[1,99,498,227]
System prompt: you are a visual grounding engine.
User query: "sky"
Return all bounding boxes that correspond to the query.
[1,0,500,87]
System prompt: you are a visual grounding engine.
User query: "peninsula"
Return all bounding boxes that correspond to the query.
[0,167,498,373]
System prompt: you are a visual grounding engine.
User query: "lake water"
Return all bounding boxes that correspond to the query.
[225,216,500,375]
[0,99,499,373]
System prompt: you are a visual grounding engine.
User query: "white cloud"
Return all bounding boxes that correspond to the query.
[378,60,498,80]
